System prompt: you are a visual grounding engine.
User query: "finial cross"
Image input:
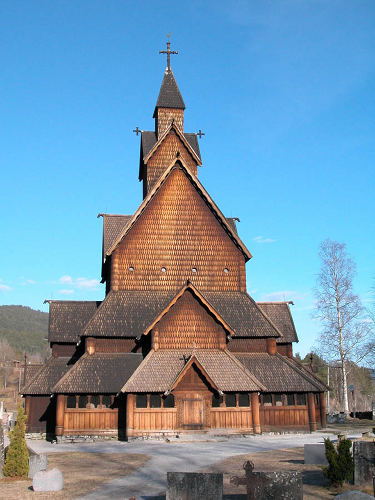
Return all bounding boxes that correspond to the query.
[159,37,178,70]
[133,126,142,136]
[197,129,205,139]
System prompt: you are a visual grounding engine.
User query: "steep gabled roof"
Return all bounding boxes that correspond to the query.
[257,302,298,343]
[140,130,201,165]
[121,349,266,393]
[52,352,143,393]
[21,357,72,395]
[143,282,235,337]
[143,122,201,165]
[153,68,185,116]
[106,159,251,261]
[47,301,102,343]
[98,214,132,259]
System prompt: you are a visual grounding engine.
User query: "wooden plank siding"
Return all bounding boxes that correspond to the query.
[63,408,118,435]
[133,408,177,433]
[111,168,247,293]
[260,406,309,431]
[210,408,253,431]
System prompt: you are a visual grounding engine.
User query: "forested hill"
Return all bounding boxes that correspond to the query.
[0,305,49,354]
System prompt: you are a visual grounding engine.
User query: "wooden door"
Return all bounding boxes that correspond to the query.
[183,396,204,428]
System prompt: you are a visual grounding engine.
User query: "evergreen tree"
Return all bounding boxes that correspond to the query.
[323,437,354,486]
[3,406,29,477]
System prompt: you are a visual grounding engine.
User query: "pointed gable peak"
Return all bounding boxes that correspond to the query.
[153,68,185,117]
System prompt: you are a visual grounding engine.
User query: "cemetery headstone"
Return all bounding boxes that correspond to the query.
[166,472,223,500]
[353,441,375,485]
[230,460,302,499]
[28,447,47,478]
[304,443,328,465]
[0,421,4,478]
[33,468,64,492]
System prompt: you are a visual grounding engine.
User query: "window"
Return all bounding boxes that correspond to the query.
[129,266,134,272]
[224,268,229,274]
[163,394,175,408]
[91,395,100,408]
[212,394,223,407]
[314,393,320,406]
[78,395,88,408]
[263,394,272,406]
[274,394,283,407]
[296,393,306,406]
[102,395,112,408]
[150,394,161,408]
[161,267,166,273]
[192,267,197,273]
[225,394,236,407]
[286,394,295,406]
[136,394,148,408]
[67,395,76,408]
[238,393,250,407]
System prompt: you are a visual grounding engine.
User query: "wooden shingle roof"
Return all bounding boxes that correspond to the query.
[80,289,281,340]
[257,302,298,343]
[21,357,72,395]
[122,349,266,393]
[48,301,101,343]
[153,68,185,114]
[141,131,201,164]
[98,214,132,258]
[52,353,143,394]
[106,160,251,261]
[234,353,327,392]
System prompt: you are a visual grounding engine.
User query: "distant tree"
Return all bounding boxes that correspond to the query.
[3,406,29,477]
[0,339,15,389]
[314,239,374,414]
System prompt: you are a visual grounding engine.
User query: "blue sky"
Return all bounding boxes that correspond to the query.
[0,1,374,357]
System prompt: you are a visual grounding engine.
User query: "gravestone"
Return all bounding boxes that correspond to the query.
[353,441,375,485]
[334,491,374,499]
[231,461,302,499]
[166,472,223,500]
[28,447,48,478]
[304,443,328,465]
[33,468,64,492]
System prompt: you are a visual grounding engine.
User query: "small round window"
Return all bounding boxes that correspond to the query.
[192,267,197,273]
[224,268,229,274]
[129,266,134,272]
[161,267,166,273]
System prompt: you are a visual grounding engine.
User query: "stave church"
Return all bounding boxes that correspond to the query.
[22,42,327,440]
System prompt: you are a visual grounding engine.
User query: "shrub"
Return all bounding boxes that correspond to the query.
[3,405,29,477]
[323,437,354,486]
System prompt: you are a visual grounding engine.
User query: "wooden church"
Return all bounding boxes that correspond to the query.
[22,43,327,440]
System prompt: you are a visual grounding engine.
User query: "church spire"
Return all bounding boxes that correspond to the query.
[154,39,185,137]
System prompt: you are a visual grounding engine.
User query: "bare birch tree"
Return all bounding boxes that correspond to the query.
[314,239,373,414]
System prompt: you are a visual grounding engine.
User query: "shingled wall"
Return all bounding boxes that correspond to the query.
[111,168,247,292]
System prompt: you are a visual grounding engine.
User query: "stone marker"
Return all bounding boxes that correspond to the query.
[334,491,374,499]
[166,472,223,500]
[0,421,4,478]
[28,448,48,478]
[304,443,328,465]
[353,441,375,485]
[231,460,302,499]
[33,468,64,492]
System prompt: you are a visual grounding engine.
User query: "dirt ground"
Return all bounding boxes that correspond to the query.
[0,452,150,499]
[204,447,374,499]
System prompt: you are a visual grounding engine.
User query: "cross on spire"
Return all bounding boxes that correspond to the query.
[159,36,178,70]
[133,126,142,136]
[197,129,205,139]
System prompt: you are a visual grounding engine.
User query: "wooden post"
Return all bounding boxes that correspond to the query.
[307,393,317,432]
[86,337,95,355]
[24,396,31,431]
[251,392,261,434]
[56,394,65,437]
[126,394,135,438]
[266,338,277,355]
[319,392,327,428]
[286,344,293,358]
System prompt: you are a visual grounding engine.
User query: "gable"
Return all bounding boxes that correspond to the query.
[111,166,248,292]
[152,288,228,350]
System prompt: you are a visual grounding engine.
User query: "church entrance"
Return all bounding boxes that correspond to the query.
[182,395,204,429]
